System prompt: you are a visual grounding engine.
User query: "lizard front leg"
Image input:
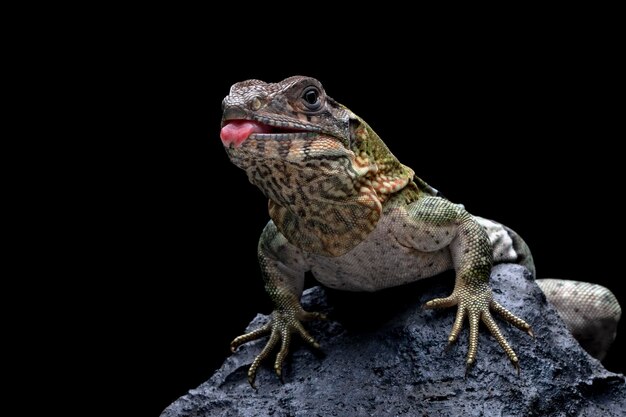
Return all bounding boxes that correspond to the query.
[398,197,533,372]
[230,221,324,388]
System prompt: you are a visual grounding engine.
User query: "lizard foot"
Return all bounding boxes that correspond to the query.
[230,308,326,388]
[424,284,533,374]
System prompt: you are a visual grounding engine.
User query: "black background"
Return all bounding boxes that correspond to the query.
[116,40,624,416]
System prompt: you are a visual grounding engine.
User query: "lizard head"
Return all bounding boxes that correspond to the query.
[220,76,417,256]
[220,75,351,155]
[220,75,415,193]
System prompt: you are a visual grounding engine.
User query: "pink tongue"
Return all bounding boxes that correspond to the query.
[220,120,271,147]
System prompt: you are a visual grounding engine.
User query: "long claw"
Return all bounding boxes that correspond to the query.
[465,360,474,378]
[276,368,285,384]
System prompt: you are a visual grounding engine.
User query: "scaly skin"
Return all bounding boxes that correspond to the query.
[220,76,620,387]
[535,279,621,361]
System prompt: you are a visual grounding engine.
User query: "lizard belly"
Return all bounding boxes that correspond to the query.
[308,215,453,292]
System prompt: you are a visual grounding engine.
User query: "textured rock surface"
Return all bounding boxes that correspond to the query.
[161,264,625,417]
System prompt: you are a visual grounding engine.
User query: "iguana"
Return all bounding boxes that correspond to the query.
[219,76,621,387]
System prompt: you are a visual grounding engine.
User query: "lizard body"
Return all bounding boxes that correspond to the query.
[219,76,621,387]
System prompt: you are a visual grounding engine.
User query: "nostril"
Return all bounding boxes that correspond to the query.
[221,98,227,112]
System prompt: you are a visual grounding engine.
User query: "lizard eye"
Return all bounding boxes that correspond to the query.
[302,86,321,110]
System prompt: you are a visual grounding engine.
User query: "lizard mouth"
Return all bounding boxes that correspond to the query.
[220,119,316,148]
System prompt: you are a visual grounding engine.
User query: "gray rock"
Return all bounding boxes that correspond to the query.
[161,264,626,417]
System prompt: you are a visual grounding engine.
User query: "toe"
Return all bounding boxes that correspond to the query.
[490,300,532,334]
[231,322,272,352]
[482,311,519,370]
[274,332,291,381]
[466,310,480,367]
[294,321,321,349]
[248,330,280,388]
[299,310,327,321]
[424,295,458,309]
[448,306,467,344]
